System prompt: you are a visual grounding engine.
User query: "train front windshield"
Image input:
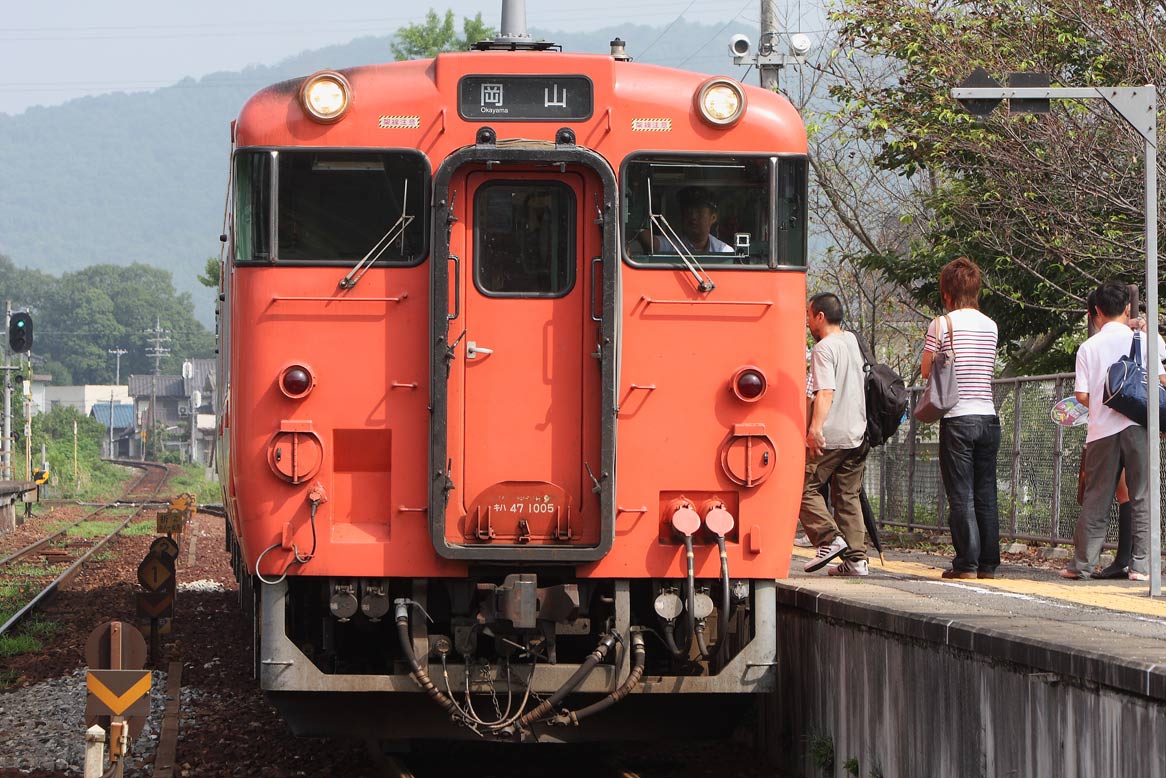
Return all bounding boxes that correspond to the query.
[233,150,429,264]
[623,154,806,269]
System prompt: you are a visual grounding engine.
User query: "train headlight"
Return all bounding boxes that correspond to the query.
[300,71,351,123]
[280,364,315,398]
[731,365,767,402]
[695,78,746,127]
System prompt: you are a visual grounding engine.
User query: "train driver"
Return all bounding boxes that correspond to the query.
[630,185,734,255]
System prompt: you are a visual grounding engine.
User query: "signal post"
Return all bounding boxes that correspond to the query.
[951,74,1160,596]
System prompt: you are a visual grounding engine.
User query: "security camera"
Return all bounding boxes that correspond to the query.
[789,33,813,57]
[729,34,751,58]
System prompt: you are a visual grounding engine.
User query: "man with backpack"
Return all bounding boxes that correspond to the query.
[801,293,871,576]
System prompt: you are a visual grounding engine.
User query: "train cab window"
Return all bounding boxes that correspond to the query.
[473,182,576,297]
[234,152,272,262]
[775,156,807,267]
[232,149,428,264]
[622,154,807,269]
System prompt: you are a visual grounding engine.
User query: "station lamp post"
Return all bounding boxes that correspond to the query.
[952,72,1160,597]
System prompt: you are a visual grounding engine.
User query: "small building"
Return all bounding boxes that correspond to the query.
[90,402,136,458]
[128,358,216,465]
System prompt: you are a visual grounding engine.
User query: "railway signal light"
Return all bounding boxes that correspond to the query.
[8,312,32,353]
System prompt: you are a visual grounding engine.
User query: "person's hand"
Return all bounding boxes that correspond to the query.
[806,427,825,459]
[1131,317,1147,332]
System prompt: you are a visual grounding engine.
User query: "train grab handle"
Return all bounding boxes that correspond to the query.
[448,255,461,321]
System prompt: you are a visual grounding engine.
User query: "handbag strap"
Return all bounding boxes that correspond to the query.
[937,314,956,358]
[1130,331,1143,365]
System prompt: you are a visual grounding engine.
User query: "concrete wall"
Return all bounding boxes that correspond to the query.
[43,385,130,415]
[763,609,1166,777]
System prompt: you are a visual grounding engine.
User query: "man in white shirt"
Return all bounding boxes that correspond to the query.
[1062,281,1166,581]
[800,293,869,576]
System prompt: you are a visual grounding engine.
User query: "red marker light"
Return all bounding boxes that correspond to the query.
[280,365,314,398]
[731,366,767,402]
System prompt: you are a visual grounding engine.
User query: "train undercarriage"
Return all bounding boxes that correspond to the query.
[227,525,777,741]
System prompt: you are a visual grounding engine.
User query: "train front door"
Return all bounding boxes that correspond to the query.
[443,168,603,551]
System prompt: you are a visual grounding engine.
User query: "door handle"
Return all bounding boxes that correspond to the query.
[466,341,493,360]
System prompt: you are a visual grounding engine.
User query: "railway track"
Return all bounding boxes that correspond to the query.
[0,460,172,639]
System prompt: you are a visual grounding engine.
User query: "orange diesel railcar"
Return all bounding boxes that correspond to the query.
[218,9,807,742]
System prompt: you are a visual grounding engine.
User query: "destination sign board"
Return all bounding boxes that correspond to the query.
[458,75,593,122]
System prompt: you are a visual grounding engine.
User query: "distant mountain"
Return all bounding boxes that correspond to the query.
[0,20,750,325]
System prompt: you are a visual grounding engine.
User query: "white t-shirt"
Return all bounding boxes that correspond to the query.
[809,330,867,449]
[923,308,999,417]
[657,233,734,254]
[1075,321,1166,443]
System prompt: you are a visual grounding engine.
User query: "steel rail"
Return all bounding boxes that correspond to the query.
[0,462,161,569]
[0,504,109,569]
[0,461,170,639]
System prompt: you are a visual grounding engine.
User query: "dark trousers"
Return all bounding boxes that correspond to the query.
[1071,427,1150,576]
[938,415,1001,573]
[800,442,869,562]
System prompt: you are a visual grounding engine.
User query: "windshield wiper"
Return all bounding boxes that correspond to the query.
[338,179,415,290]
[645,178,715,293]
[648,213,716,293]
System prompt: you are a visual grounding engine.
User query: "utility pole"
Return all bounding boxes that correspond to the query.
[108,348,127,385]
[108,387,115,458]
[23,363,31,481]
[732,2,809,92]
[759,0,780,92]
[3,300,10,480]
[107,348,126,458]
[145,318,170,461]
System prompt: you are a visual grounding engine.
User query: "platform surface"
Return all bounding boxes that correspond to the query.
[0,480,36,497]
[781,546,1166,701]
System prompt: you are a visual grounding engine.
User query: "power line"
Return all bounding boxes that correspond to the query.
[676,0,756,67]
[636,0,702,59]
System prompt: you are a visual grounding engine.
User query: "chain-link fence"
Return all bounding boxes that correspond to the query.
[866,373,1165,547]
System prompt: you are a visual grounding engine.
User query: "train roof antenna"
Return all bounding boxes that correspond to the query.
[498,0,532,44]
[475,0,557,51]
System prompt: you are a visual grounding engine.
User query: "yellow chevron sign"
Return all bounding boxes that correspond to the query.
[136,589,174,619]
[86,670,152,717]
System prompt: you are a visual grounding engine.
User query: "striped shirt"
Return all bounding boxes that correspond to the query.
[923,308,999,417]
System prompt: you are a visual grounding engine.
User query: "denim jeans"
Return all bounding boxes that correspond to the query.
[938,415,1002,573]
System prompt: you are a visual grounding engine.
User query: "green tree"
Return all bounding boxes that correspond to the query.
[197,257,221,289]
[819,0,1165,372]
[391,9,496,60]
[34,264,214,383]
[30,405,126,498]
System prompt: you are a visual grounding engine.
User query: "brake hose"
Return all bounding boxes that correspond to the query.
[395,600,458,716]
[559,631,646,725]
[516,632,617,728]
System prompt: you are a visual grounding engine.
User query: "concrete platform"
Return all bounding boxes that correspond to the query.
[0,480,36,534]
[764,547,1166,776]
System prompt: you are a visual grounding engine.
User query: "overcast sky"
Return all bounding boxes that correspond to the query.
[0,0,827,116]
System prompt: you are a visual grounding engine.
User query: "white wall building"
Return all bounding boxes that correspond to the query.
[41,385,131,416]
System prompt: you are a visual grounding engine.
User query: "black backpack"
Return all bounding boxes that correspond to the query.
[853,333,909,447]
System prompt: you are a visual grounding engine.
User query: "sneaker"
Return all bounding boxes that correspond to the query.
[1093,564,1129,580]
[793,531,814,548]
[828,558,869,576]
[804,536,847,573]
[1059,568,1086,580]
[1128,570,1149,581]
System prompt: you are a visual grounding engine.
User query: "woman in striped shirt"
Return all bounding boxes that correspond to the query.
[921,257,1001,579]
